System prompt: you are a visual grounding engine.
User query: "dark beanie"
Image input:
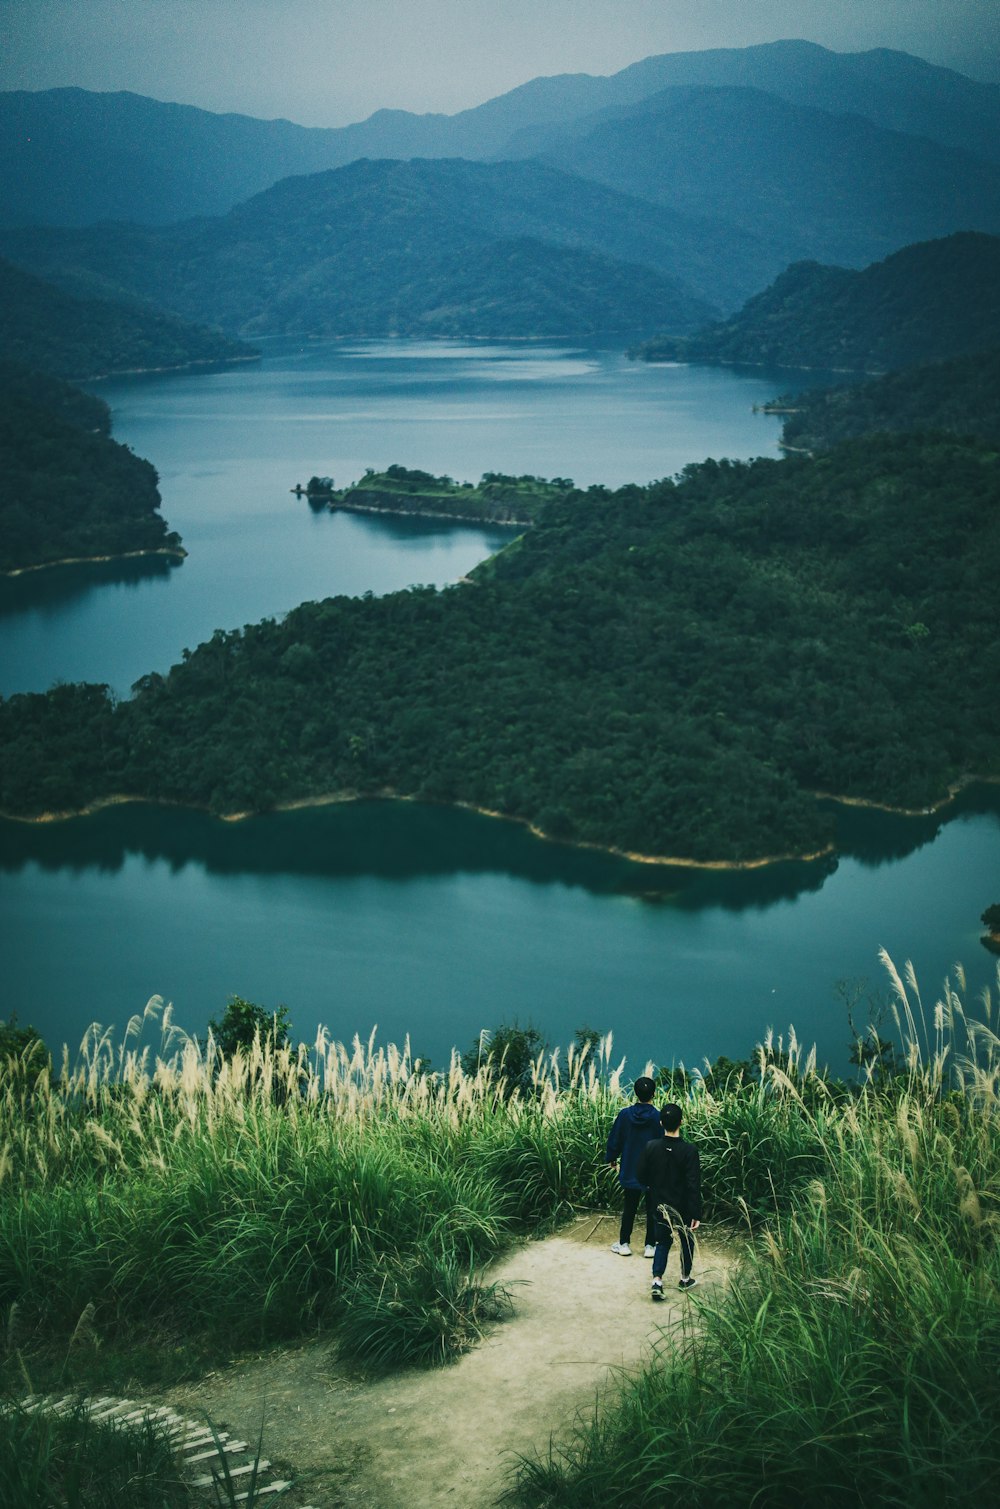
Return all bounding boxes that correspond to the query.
[660,1102,683,1131]
[634,1076,656,1102]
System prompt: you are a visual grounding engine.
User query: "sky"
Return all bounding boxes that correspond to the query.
[3,0,998,127]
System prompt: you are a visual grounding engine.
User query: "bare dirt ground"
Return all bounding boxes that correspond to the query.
[161,1215,735,1508]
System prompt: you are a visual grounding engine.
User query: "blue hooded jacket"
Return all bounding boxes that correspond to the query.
[605,1101,663,1189]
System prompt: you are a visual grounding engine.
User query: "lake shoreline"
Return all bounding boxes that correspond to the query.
[6,774,998,872]
[2,544,187,579]
[639,353,880,377]
[813,772,1000,818]
[323,498,533,528]
[82,353,260,383]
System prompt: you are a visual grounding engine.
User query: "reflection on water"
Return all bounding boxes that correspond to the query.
[2,791,998,1076]
[5,787,997,903]
[0,554,181,621]
[1,338,799,697]
[2,340,997,1073]
[0,797,833,909]
[821,786,1000,868]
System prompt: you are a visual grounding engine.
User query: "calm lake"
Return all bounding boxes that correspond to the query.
[1,339,997,1073]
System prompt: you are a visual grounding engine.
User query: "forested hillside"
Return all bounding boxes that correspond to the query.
[638,233,1000,373]
[0,258,254,379]
[0,360,110,435]
[778,346,1000,451]
[0,382,181,574]
[2,434,997,861]
[0,158,734,334]
[530,86,1000,274]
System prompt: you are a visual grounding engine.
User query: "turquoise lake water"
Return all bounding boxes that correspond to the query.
[1,339,996,1072]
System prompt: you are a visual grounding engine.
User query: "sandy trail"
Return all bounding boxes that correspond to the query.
[163,1215,733,1507]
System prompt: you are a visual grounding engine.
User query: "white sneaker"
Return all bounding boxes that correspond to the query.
[643,1245,656,1258]
[611,1241,632,1256]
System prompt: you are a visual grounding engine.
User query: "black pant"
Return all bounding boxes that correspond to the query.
[651,1210,695,1279]
[620,1187,656,1246]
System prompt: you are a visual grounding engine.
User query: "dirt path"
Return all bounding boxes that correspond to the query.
[162,1215,734,1507]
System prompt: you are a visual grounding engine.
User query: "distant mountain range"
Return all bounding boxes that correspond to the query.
[521,85,1000,272]
[636,233,1000,373]
[3,42,998,229]
[2,40,998,340]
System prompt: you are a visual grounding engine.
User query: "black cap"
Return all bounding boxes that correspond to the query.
[634,1076,656,1102]
[660,1102,683,1131]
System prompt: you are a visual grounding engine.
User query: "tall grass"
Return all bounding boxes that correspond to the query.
[6,954,1000,1509]
[0,1399,187,1507]
[1,1400,291,1507]
[513,959,1000,1506]
[0,1007,622,1374]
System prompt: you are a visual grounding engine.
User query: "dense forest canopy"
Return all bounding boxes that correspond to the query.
[2,432,997,863]
[778,345,1000,451]
[0,382,181,574]
[636,233,1000,373]
[0,359,110,435]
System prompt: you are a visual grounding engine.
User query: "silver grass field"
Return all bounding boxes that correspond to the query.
[2,956,999,1506]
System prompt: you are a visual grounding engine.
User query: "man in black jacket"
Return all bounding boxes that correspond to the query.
[636,1101,702,1299]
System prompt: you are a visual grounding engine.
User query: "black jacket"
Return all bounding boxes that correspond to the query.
[636,1134,702,1224]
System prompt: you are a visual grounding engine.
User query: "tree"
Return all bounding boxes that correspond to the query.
[981,903,1000,934]
[573,1025,604,1058]
[461,1020,547,1098]
[0,1014,49,1086]
[207,995,291,1058]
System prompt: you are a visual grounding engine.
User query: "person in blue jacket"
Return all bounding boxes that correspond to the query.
[605,1075,662,1256]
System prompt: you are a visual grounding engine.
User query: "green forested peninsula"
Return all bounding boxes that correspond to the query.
[778,345,1000,451]
[2,433,998,862]
[304,464,576,526]
[0,387,182,573]
[0,359,110,434]
[0,257,255,379]
[636,232,1000,373]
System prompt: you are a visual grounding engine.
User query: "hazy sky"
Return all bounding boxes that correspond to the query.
[3,0,998,127]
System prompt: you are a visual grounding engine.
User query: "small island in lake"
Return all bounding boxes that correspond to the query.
[292,464,576,527]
